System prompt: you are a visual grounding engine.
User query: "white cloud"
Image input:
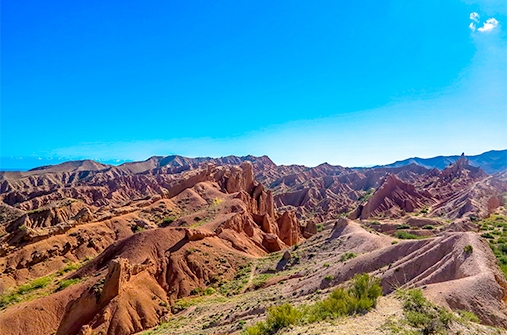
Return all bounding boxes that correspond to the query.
[470,12,480,22]
[469,22,476,31]
[478,18,499,32]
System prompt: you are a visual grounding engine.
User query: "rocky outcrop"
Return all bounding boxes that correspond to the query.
[350,174,433,219]
[277,211,304,246]
[184,228,216,241]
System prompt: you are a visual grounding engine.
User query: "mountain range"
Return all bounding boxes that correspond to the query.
[0,151,506,335]
[2,149,505,174]
[374,149,507,174]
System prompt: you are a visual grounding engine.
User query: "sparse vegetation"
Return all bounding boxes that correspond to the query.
[212,197,223,206]
[190,287,204,295]
[57,262,80,276]
[131,224,146,233]
[244,303,302,335]
[243,273,382,335]
[161,215,177,225]
[339,252,357,262]
[481,232,495,239]
[204,287,215,295]
[316,224,324,232]
[0,275,53,309]
[394,289,451,333]
[477,214,507,279]
[20,276,53,293]
[56,278,82,291]
[382,289,483,335]
[396,224,410,230]
[394,231,422,240]
[358,188,375,204]
[463,244,473,253]
[218,262,253,296]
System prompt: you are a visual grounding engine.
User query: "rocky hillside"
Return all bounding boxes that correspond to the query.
[0,153,506,335]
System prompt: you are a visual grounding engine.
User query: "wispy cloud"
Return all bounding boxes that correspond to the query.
[470,12,480,22]
[469,22,476,31]
[478,18,499,32]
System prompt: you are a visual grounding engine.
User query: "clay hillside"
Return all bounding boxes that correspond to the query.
[0,153,507,335]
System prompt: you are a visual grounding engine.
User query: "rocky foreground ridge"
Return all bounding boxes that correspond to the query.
[0,153,505,334]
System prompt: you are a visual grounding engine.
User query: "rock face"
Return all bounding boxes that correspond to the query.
[350,174,433,219]
[276,211,303,246]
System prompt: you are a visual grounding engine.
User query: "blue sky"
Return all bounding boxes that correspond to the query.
[1,0,506,169]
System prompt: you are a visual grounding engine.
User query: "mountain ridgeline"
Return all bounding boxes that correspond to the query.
[373,149,507,174]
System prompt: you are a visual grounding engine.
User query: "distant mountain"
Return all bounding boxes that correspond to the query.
[2,150,505,174]
[375,150,507,174]
[0,157,132,171]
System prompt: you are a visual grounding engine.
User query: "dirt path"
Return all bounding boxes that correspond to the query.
[240,260,257,294]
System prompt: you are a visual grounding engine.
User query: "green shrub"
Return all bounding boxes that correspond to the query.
[56,278,81,291]
[481,232,494,239]
[244,303,302,335]
[204,287,215,295]
[457,310,480,323]
[162,215,177,225]
[499,244,507,254]
[394,231,421,240]
[463,245,473,253]
[340,252,357,262]
[243,274,382,335]
[308,273,382,322]
[399,289,454,334]
[190,287,203,296]
[133,224,146,233]
[316,224,324,232]
[212,197,223,206]
[396,224,410,230]
[422,225,434,230]
[358,188,375,203]
[57,262,80,276]
[324,275,334,281]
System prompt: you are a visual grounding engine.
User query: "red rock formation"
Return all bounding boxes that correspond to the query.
[0,161,308,335]
[277,211,304,246]
[350,174,433,219]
